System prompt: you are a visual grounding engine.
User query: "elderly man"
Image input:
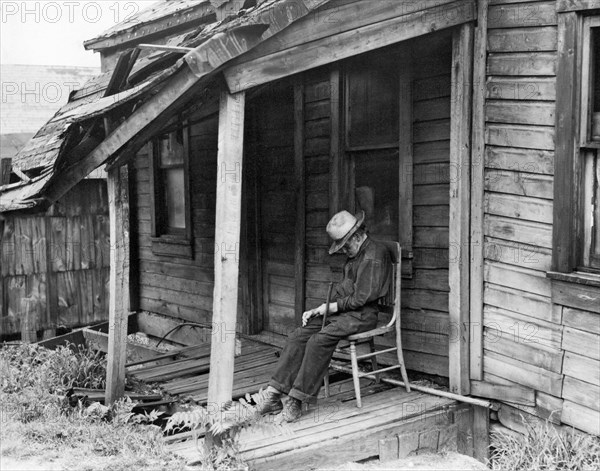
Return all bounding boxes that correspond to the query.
[255,210,393,422]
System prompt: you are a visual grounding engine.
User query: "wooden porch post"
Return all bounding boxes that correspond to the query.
[105,164,131,404]
[469,0,489,382]
[207,90,246,407]
[449,22,474,395]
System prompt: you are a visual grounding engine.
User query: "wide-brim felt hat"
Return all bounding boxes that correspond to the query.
[327,210,365,255]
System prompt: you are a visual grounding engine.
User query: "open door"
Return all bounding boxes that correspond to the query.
[247,83,297,336]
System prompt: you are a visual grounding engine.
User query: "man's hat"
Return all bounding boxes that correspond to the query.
[326,210,365,255]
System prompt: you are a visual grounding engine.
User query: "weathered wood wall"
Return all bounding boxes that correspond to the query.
[0,180,109,338]
[135,116,218,328]
[482,0,560,417]
[300,35,453,377]
[302,67,341,314]
[404,36,452,377]
[480,0,599,436]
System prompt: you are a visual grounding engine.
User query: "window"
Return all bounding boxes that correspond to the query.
[336,49,413,276]
[580,18,600,270]
[340,51,413,267]
[157,130,187,234]
[149,124,192,258]
[344,53,401,238]
[552,13,600,275]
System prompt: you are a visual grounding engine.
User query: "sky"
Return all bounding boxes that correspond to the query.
[1,1,152,67]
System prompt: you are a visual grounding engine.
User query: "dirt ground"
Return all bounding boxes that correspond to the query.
[318,452,488,471]
[0,452,487,471]
[1,456,64,471]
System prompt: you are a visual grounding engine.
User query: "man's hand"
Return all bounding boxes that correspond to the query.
[301,302,338,327]
[302,307,320,327]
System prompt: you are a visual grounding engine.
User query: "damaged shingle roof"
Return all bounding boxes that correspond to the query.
[1,0,331,213]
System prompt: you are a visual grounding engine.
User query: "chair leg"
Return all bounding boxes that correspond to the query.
[323,369,330,398]
[369,339,379,383]
[349,342,362,408]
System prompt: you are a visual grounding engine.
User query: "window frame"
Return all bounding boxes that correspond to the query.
[580,17,600,269]
[551,11,600,277]
[148,121,193,258]
[332,47,414,277]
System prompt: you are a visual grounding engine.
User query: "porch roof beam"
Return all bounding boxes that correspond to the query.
[223,0,476,92]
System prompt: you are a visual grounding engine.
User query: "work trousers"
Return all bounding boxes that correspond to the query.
[269,310,378,403]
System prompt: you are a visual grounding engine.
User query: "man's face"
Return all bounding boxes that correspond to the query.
[341,234,361,258]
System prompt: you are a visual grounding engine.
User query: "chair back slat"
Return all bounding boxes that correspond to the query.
[375,240,401,328]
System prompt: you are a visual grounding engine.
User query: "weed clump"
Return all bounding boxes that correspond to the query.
[490,420,600,470]
[0,343,185,471]
[1,343,106,422]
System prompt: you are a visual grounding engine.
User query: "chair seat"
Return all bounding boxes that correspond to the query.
[346,324,395,341]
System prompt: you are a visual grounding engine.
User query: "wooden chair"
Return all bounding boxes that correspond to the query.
[324,241,410,407]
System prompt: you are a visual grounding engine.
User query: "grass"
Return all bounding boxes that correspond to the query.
[0,342,188,471]
[489,419,600,471]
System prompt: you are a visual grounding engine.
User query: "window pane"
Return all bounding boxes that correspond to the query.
[593,28,600,140]
[583,150,600,268]
[354,149,399,240]
[159,131,184,166]
[164,168,186,230]
[593,152,600,258]
[593,28,600,112]
[346,57,399,148]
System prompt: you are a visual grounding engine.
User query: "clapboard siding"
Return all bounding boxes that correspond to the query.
[485,193,553,223]
[487,26,558,52]
[487,77,556,101]
[484,214,553,248]
[484,236,553,271]
[485,169,553,198]
[485,100,556,126]
[479,3,600,438]
[133,117,219,328]
[304,71,338,299]
[486,146,554,175]
[397,43,452,372]
[482,1,558,415]
[487,2,557,29]
[560,310,600,436]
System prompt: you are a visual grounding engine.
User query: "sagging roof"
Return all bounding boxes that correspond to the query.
[1,0,331,213]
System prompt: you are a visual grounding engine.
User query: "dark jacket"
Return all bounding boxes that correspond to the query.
[333,237,393,315]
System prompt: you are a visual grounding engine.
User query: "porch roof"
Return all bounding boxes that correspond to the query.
[0,0,331,214]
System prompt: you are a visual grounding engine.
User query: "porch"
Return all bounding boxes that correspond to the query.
[153,337,469,470]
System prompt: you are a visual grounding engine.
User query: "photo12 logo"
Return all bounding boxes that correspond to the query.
[1,1,140,25]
